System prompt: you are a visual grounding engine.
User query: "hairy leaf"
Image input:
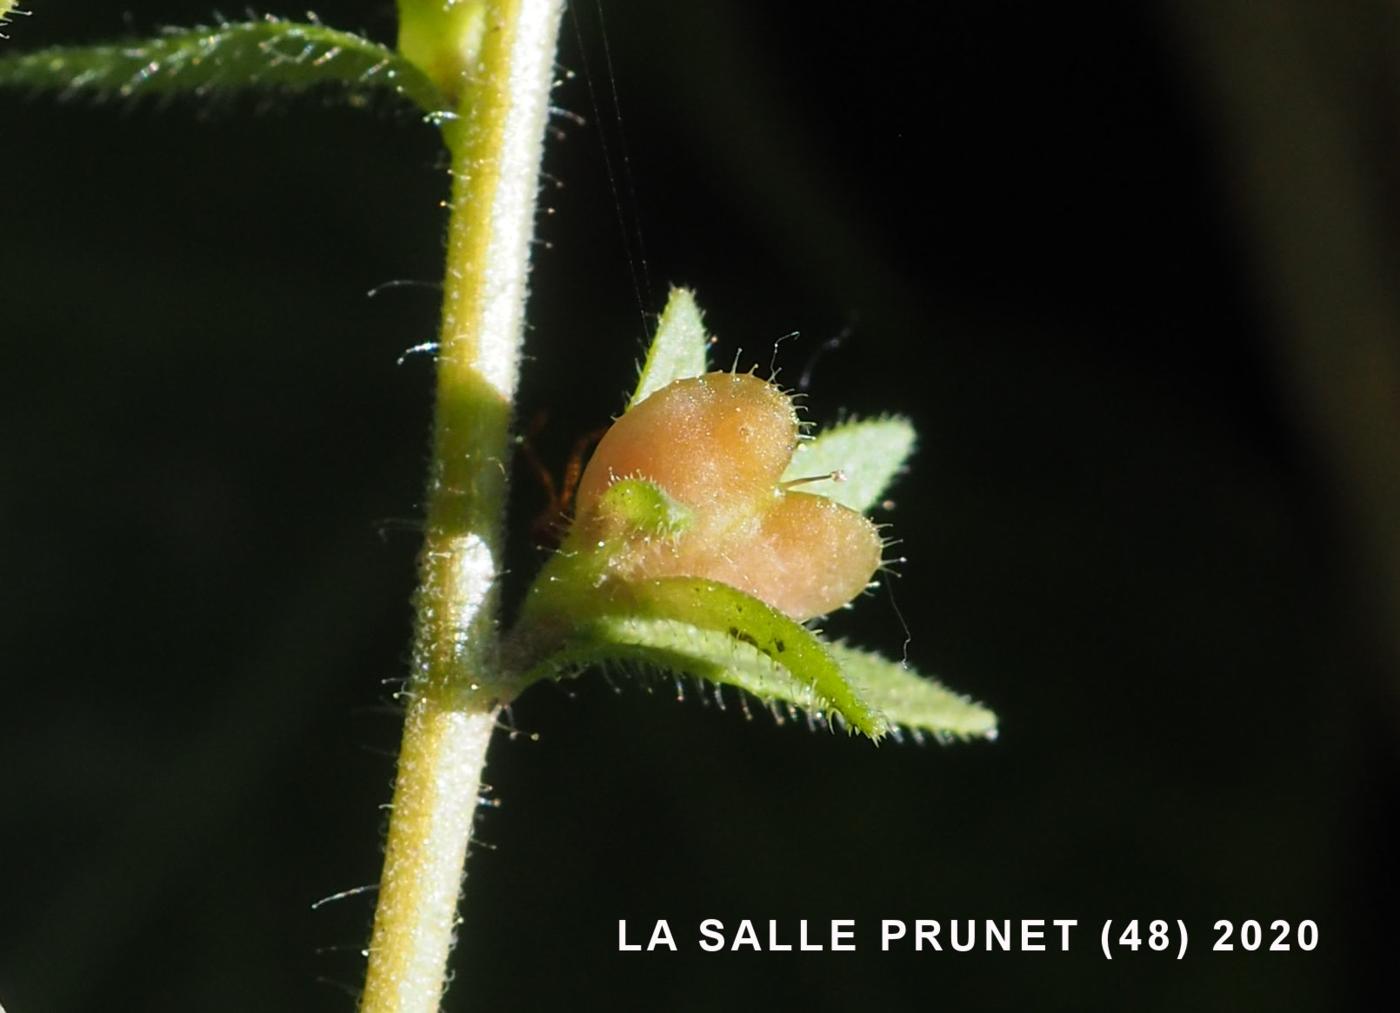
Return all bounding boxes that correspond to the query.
[617,578,887,737]
[0,16,447,114]
[516,608,996,742]
[826,642,997,740]
[525,614,828,717]
[783,416,916,513]
[517,575,888,737]
[629,287,708,409]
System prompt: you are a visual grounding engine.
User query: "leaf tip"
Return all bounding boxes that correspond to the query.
[629,287,709,407]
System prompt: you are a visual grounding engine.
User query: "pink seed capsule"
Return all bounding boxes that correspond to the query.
[576,372,796,517]
[574,372,883,621]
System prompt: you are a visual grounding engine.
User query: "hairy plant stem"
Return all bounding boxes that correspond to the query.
[360,3,565,1011]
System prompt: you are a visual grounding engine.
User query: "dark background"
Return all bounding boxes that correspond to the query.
[2,2,1396,1010]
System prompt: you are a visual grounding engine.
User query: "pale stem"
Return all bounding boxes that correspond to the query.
[360,2,566,1011]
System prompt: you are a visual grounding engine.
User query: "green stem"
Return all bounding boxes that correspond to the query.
[361,2,565,1011]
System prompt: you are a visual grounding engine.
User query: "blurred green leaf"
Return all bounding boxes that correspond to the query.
[630,287,708,408]
[784,416,916,513]
[0,16,447,114]
[826,642,997,741]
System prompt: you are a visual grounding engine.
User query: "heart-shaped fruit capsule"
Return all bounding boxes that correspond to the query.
[573,372,884,621]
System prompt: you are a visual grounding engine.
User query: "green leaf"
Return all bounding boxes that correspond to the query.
[518,575,889,737]
[825,642,997,741]
[783,416,915,513]
[514,603,996,743]
[617,578,887,737]
[0,16,448,115]
[523,614,829,719]
[629,287,708,409]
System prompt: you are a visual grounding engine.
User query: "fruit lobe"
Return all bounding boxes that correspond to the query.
[573,372,883,621]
